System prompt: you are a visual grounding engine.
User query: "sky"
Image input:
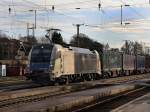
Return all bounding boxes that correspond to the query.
[0,0,150,48]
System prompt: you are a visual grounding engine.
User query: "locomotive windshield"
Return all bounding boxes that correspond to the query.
[30,44,53,63]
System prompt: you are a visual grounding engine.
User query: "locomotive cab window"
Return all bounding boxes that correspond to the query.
[30,45,53,63]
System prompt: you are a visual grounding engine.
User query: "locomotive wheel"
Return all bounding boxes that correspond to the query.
[94,74,99,80]
[87,74,92,81]
[56,78,69,85]
[102,72,110,79]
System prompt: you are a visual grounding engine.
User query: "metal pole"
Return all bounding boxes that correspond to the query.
[121,5,123,25]
[34,10,37,29]
[32,24,35,38]
[29,10,37,29]
[27,23,29,37]
[135,42,138,71]
[77,24,80,47]
[76,24,80,75]
[73,24,84,47]
[75,24,84,47]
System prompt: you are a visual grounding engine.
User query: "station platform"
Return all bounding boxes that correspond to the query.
[112,92,150,112]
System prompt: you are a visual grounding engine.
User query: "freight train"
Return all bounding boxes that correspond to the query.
[25,44,150,84]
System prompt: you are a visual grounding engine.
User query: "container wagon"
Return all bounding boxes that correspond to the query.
[122,54,135,75]
[102,50,122,77]
[136,55,145,74]
[145,55,150,73]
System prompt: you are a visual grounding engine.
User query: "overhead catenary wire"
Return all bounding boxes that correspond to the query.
[0,0,148,11]
[0,2,85,30]
[22,0,86,24]
[0,1,148,13]
[119,0,147,19]
[0,0,149,37]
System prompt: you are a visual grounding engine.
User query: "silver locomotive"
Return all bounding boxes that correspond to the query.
[26,44,101,84]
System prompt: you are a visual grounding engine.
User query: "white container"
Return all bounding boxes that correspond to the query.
[2,65,6,77]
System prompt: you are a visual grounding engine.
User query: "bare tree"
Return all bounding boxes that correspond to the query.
[70,33,103,53]
[121,41,144,55]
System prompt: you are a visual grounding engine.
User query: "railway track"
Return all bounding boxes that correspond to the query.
[0,76,33,91]
[0,83,114,109]
[80,73,150,87]
[102,74,150,83]
[0,77,27,87]
[73,86,150,112]
[0,75,150,108]
[0,73,149,92]
[0,73,149,110]
[0,76,25,82]
[0,81,42,92]
[0,88,70,108]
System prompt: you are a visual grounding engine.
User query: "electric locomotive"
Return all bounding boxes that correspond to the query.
[26,44,101,84]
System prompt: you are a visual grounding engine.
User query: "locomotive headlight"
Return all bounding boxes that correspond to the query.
[49,64,53,69]
[50,64,53,67]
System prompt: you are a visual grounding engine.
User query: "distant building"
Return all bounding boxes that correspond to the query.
[0,38,19,60]
[0,37,31,66]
